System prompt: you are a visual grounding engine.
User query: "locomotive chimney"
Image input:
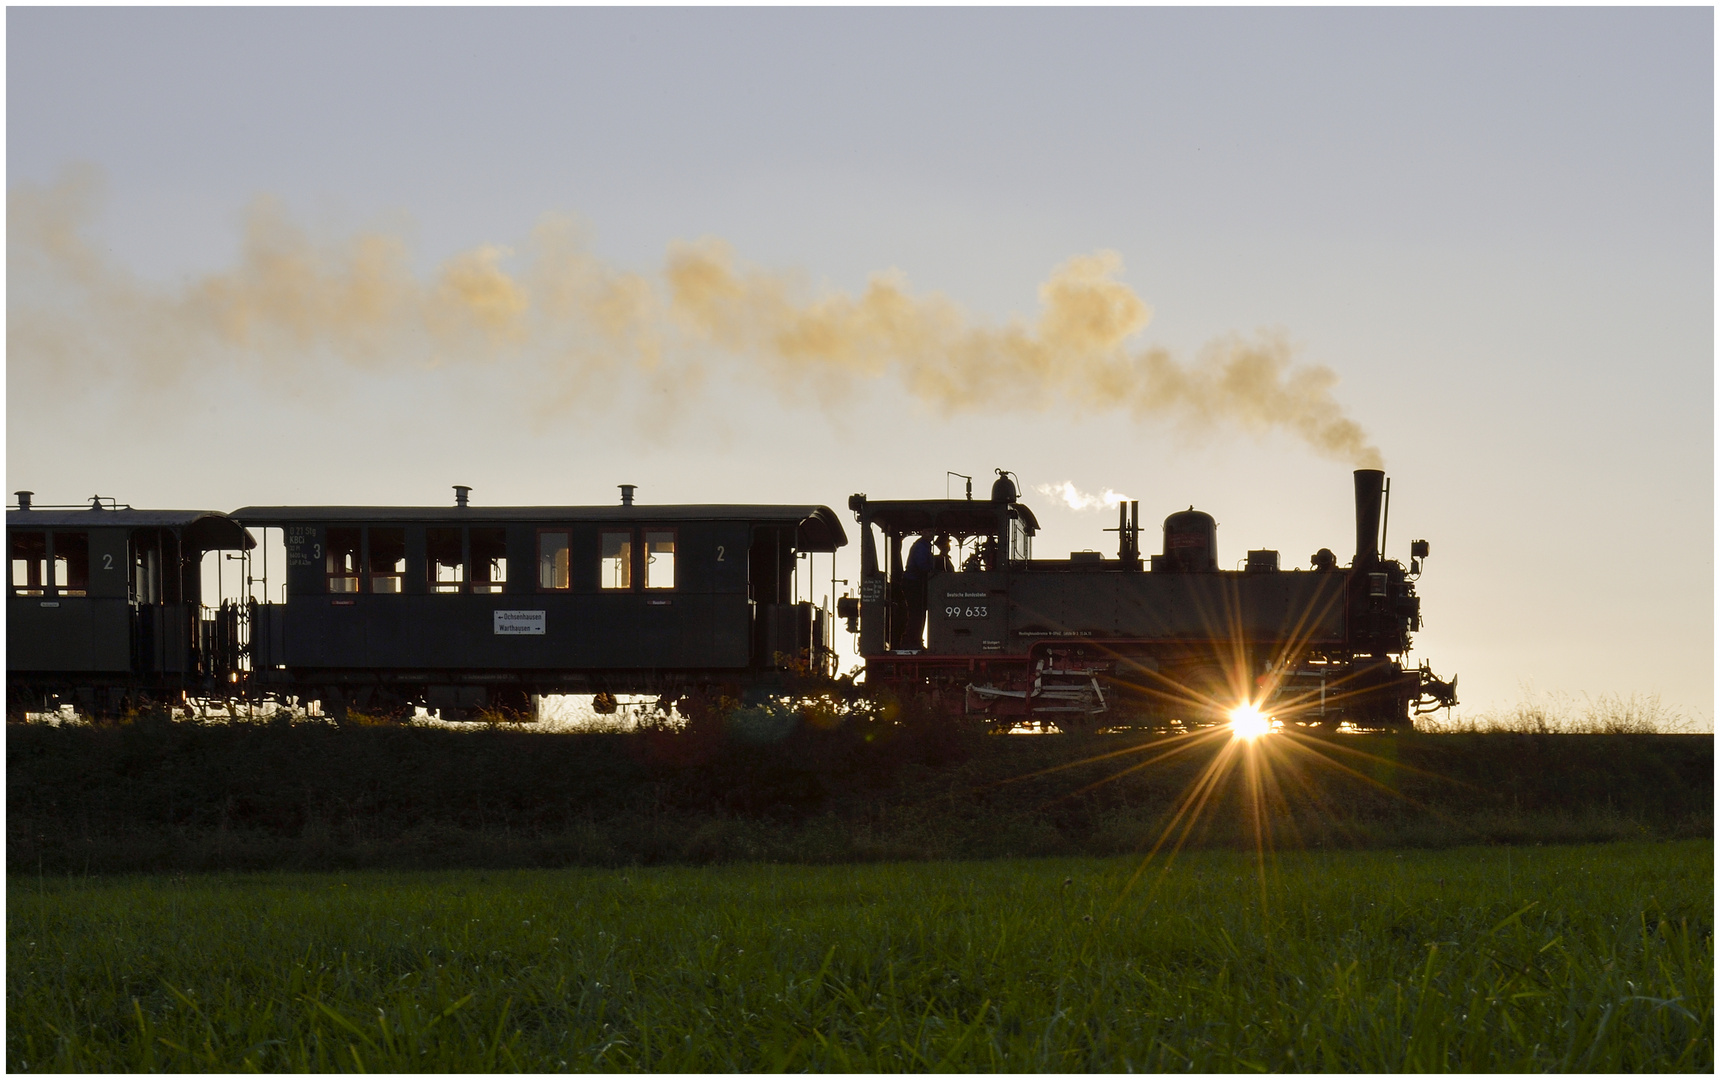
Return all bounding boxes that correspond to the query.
[1353,469,1384,566]
[453,485,471,508]
[14,491,31,511]
[619,484,636,506]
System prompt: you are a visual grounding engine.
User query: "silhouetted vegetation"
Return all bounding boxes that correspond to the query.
[1416,689,1702,734]
[8,707,1710,875]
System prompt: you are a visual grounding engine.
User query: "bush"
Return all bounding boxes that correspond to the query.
[7,707,1711,874]
[1416,689,1700,734]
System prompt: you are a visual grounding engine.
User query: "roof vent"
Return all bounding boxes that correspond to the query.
[14,491,31,511]
[619,484,636,506]
[453,485,471,508]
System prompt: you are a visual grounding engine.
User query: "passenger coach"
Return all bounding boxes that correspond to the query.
[233,487,847,718]
[7,493,253,715]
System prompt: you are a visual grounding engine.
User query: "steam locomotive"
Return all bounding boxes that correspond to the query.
[5,470,1455,727]
[848,468,1457,728]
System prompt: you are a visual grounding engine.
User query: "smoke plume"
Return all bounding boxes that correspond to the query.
[9,166,1382,467]
[1036,482,1129,512]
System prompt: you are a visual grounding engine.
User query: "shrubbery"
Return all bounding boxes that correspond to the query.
[7,701,1711,874]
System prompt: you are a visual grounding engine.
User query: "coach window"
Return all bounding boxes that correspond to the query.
[538,530,570,590]
[326,527,361,593]
[600,530,632,590]
[132,531,162,604]
[10,531,47,596]
[645,530,675,589]
[470,528,507,594]
[369,528,406,593]
[53,532,90,597]
[427,528,464,593]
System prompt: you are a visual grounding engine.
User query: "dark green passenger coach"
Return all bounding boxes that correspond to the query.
[7,494,253,714]
[8,488,845,720]
[231,491,847,718]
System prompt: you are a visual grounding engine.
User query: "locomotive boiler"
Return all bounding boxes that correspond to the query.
[847,469,1457,728]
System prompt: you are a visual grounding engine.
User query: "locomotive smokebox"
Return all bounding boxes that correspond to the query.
[1353,469,1385,566]
[1160,507,1218,571]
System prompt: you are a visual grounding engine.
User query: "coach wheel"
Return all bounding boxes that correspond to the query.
[7,684,41,722]
[367,688,416,724]
[490,688,533,722]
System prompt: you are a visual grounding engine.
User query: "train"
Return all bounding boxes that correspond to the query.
[5,469,1456,728]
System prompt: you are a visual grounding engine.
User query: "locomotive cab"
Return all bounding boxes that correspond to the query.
[847,478,1039,658]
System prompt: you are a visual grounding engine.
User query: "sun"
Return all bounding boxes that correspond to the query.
[1229,702,1272,740]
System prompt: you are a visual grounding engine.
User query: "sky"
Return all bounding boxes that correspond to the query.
[7,8,1713,725]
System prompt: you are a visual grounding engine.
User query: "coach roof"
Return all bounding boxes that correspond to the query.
[230,504,848,552]
[5,509,254,550]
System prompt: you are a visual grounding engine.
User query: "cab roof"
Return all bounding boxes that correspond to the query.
[856,498,1039,538]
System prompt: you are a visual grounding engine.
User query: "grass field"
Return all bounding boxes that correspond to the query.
[8,839,1710,1071]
